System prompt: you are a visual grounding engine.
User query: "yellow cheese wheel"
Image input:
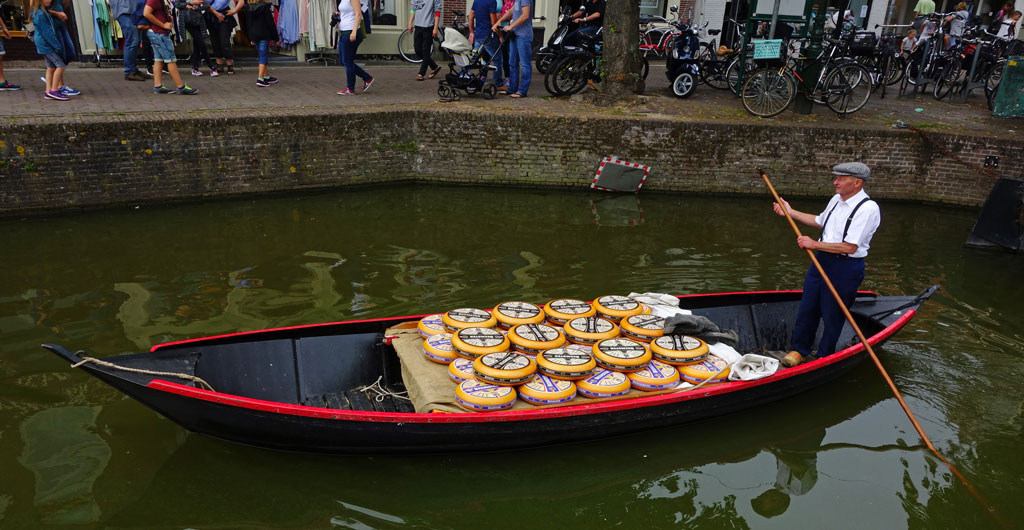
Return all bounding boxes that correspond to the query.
[448,357,476,383]
[519,374,577,406]
[536,346,597,380]
[455,380,517,412]
[473,352,537,386]
[543,298,596,325]
[628,359,680,391]
[417,314,447,338]
[493,301,545,329]
[577,369,631,399]
[620,314,665,343]
[677,354,731,384]
[650,335,710,365]
[508,323,566,356]
[592,338,652,372]
[442,308,497,331]
[422,333,458,364]
[563,316,619,345]
[592,295,643,322]
[451,327,510,359]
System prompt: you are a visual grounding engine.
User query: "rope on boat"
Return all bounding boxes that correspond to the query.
[71,354,216,392]
[355,375,411,403]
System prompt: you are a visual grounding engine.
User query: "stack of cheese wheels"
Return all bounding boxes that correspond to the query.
[576,369,631,398]
[455,379,517,412]
[592,338,652,372]
[563,316,619,346]
[422,333,458,364]
[493,301,545,330]
[473,352,537,386]
[508,323,565,357]
[593,295,644,323]
[543,298,596,325]
[448,357,476,383]
[451,327,509,360]
[677,354,731,384]
[519,374,577,405]
[417,314,447,338]
[620,314,665,343]
[650,335,709,365]
[628,359,681,391]
[442,308,497,332]
[536,346,597,380]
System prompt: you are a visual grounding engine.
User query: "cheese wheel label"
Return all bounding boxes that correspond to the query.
[625,314,664,330]
[425,333,453,352]
[447,308,491,324]
[513,323,560,343]
[524,374,573,393]
[541,348,593,366]
[584,369,628,387]
[596,295,639,311]
[456,327,505,348]
[496,302,541,319]
[480,352,531,371]
[643,359,675,378]
[549,299,592,315]
[418,314,446,336]
[567,317,615,334]
[595,338,646,360]
[655,335,703,351]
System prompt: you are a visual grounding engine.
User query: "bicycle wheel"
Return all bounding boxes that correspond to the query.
[932,59,962,100]
[726,57,755,95]
[904,55,920,85]
[741,68,795,118]
[536,52,555,75]
[885,54,905,86]
[701,58,731,90]
[548,55,589,96]
[398,29,421,63]
[642,55,649,80]
[823,63,872,115]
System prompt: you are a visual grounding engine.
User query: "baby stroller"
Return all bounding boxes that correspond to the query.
[437,29,501,101]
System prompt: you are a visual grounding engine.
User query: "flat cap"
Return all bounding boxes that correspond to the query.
[832,162,870,181]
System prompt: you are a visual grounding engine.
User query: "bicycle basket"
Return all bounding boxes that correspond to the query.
[848,31,877,56]
[752,39,786,65]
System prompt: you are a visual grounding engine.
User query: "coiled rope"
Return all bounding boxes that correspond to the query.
[71,354,216,392]
[355,375,411,403]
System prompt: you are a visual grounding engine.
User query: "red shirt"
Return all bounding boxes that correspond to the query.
[145,0,171,34]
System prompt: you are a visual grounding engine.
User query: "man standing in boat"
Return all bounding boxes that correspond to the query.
[772,162,881,367]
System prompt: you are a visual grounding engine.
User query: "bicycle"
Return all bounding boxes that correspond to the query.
[741,37,872,117]
[639,15,679,58]
[398,10,470,63]
[697,19,753,92]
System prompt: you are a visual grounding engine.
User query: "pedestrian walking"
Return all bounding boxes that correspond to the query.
[334,0,373,95]
[144,0,199,94]
[112,0,148,80]
[31,0,71,100]
[0,16,21,91]
[408,0,442,81]
[246,0,279,86]
[174,0,218,76]
[207,0,243,74]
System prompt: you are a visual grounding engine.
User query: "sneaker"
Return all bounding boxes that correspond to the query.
[146,66,154,76]
[191,68,203,76]
[59,85,81,96]
[152,85,172,94]
[125,71,147,81]
[0,81,22,91]
[209,68,219,77]
[256,78,270,87]
[362,77,374,92]
[336,88,355,95]
[264,76,278,84]
[44,90,69,101]
[175,84,198,95]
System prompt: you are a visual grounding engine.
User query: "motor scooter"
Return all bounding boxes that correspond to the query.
[665,21,701,98]
[536,5,582,74]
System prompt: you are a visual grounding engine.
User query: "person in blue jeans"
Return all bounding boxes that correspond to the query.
[771,162,881,368]
[111,0,146,80]
[468,0,503,92]
[246,0,278,86]
[335,0,373,95]
[492,0,531,97]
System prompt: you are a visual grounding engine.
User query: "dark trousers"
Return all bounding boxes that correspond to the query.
[138,27,153,69]
[414,25,438,74]
[338,31,371,90]
[790,252,866,357]
[499,35,510,79]
[184,23,214,70]
[207,18,234,60]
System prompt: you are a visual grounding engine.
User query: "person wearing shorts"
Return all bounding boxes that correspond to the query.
[0,17,22,90]
[144,0,198,94]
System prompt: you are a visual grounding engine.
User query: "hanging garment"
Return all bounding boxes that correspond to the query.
[92,0,115,49]
[276,0,300,46]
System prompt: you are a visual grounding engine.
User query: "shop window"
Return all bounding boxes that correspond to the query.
[372,0,400,26]
[1,0,30,35]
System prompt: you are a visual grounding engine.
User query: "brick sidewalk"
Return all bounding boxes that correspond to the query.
[0,60,1019,136]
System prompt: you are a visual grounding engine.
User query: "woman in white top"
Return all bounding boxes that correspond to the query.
[335,0,373,95]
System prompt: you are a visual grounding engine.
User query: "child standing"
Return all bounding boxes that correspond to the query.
[0,16,20,91]
[901,29,917,54]
[246,0,278,87]
[31,0,69,100]
[144,0,198,94]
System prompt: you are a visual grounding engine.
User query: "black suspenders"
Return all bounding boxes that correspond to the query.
[819,197,874,255]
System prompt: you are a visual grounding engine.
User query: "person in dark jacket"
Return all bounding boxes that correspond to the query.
[246,0,279,86]
[175,0,218,76]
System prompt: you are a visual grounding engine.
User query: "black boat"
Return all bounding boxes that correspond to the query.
[43,288,938,454]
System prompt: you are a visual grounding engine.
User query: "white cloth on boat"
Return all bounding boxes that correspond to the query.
[628,292,691,318]
[727,353,779,381]
[708,342,742,365]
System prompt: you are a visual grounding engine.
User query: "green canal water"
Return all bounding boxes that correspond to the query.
[1,186,1022,529]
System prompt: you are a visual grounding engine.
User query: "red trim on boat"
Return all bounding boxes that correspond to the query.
[146,308,915,424]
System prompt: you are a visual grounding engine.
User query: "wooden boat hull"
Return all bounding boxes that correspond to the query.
[44,288,937,454]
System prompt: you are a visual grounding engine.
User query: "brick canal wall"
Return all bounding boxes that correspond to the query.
[1,109,1018,216]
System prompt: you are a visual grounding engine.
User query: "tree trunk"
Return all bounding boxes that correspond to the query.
[600,0,644,96]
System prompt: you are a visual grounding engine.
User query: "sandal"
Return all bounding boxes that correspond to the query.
[428,66,441,79]
[416,74,424,81]
[227,65,235,75]
[509,93,523,98]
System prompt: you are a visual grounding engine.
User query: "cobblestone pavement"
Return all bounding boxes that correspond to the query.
[0,59,1020,137]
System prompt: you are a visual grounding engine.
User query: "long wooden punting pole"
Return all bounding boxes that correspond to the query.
[758,169,1003,524]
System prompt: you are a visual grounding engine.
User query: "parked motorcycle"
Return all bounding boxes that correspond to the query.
[536,6,582,75]
[665,21,701,98]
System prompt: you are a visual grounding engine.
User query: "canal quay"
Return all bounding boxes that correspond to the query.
[2,60,1024,530]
